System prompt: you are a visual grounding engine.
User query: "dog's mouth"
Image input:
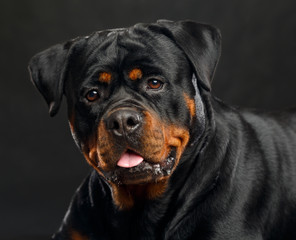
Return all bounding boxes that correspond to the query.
[101,149,176,185]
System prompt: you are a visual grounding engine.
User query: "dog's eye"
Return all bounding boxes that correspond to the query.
[147,79,163,90]
[86,90,99,102]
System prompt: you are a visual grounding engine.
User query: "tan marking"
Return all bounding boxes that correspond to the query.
[71,230,88,240]
[129,68,143,81]
[110,183,135,209]
[82,139,107,176]
[165,125,190,167]
[82,120,121,175]
[81,129,103,173]
[99,72,112,83]
[97,120,122,171]
[184,93,196,119]
[140,111,169,163]
[111,180,168,210]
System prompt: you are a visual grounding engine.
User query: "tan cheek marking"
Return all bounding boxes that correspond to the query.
[140,111,169,163]
[183,93,196,118]
[81,128,107,179]
[97,120,121,171]
[82,140,99,169]
[158,124,190,180]
[71,230,88,240]
[165,125,190,161]
[99,72,112,83]
[140,111,190,165]
[129,68,143,81]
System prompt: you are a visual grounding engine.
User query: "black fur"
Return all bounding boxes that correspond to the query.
[29,20,296,240]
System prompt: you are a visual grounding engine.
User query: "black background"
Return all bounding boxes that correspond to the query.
[1,0,296,239]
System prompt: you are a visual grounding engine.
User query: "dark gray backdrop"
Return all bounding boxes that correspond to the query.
[1,0,296,239]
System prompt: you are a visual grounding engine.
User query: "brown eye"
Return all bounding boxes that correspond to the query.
[86,90,99,102]
[147,79,163,90]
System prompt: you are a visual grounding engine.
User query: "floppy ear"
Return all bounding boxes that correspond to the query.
[28,42,72,117]
[157,20,221,91]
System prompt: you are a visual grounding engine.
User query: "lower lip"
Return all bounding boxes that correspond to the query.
[102,150,176,185]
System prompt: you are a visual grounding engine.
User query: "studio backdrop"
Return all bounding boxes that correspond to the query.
[1,0,296,238]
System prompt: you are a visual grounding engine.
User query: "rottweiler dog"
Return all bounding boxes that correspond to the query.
[29,20,296,239]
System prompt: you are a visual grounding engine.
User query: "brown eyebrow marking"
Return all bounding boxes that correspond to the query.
[99,72,112,83]
[129,68,143,81]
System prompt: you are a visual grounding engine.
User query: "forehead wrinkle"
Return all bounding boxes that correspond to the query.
[83,31,115,58]
[126,28,180,69]
[113,26,171,65]
[117,34,147,50]
[82,32,124,77]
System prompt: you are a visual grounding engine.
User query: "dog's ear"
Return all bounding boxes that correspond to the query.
[157,20,221,91]
[28,41,72,117]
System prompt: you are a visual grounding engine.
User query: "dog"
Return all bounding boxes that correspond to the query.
[29,20,296,240]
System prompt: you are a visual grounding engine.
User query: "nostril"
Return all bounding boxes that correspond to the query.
[113,120,120,130]
[127,117,138,127]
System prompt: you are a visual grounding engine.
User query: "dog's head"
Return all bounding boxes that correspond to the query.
[29,20,221,208]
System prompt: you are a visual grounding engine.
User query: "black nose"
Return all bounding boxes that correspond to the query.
[106,109,142,137]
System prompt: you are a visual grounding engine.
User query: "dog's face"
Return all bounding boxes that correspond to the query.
[29,20,221,208]
[66,28,194,185]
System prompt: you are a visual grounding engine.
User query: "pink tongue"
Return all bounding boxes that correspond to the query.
[117,151,144,168]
